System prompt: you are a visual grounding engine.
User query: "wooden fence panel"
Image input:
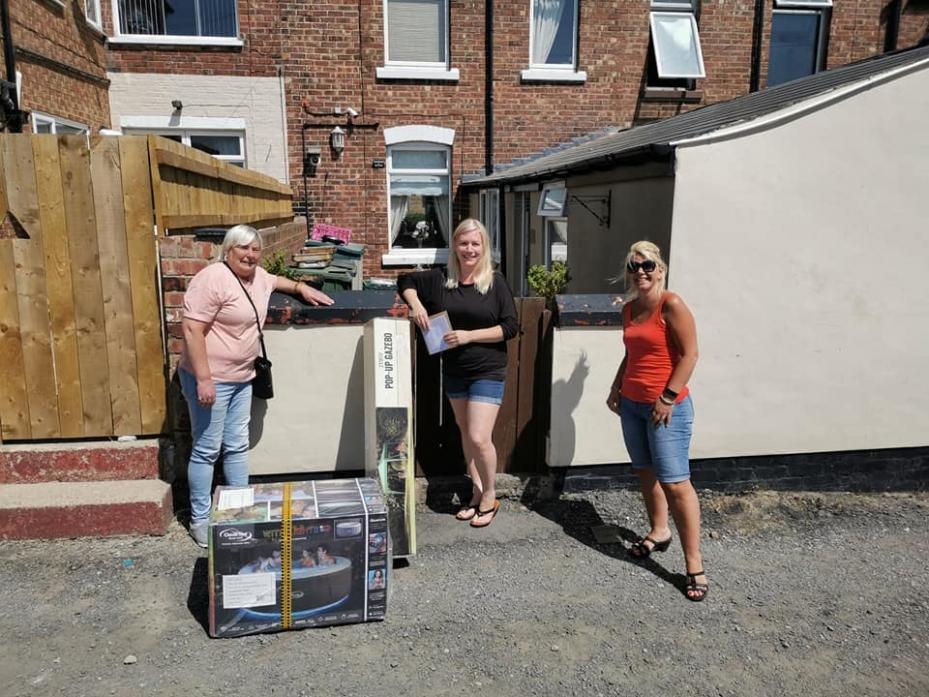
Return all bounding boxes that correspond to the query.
[59,135,112,436]
[0,236,29,440]
[91,137,142,436]
[33,136,83,438]
[3,136,58,438]
[121,137,167,434]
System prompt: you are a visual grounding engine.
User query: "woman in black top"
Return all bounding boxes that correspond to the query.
[398,219,518,528]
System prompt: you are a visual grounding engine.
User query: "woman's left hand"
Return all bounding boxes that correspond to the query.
[652,399,674,427]
[299,283,334,306]
[443,330,472,348]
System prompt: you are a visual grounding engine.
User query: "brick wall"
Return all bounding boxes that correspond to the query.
[2,0,110,130]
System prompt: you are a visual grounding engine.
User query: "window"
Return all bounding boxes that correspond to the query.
[387,144,451,252]
[522,0,586,82]
[546,218,567,266]
[767,1,831,87]
[32,112,89,135]
[479,188,501,257]
[378,0,458,80]
[648,1,705,82]
[537,183,567,217]
[113,0,240,44]
[85,0,101,29]
[123,129,246,167]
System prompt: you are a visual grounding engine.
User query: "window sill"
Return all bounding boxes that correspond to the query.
[85,21,106,40]
[376,66,460,82]
[642,87,703,103]
[107,35,244,48]
[520,68,587,84]
[382,249,451,266]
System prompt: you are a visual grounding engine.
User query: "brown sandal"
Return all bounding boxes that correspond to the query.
[685,570,709,602]
[470,500,500,528]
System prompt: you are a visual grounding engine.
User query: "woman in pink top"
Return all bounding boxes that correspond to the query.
[180,225,333,547]
[605,241,706,601]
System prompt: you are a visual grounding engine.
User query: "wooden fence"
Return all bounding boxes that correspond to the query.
[413,298,553,475]
[0,134,295,442]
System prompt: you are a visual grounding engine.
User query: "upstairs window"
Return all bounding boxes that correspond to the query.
[767,1,832,87]
[85,0,102,29]
[385,0,448,66]
[648,1,706,82]
[115,0,239,41]
[530,0,578,70]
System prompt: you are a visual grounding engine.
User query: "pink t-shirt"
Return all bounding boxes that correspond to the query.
[179,263,276,383]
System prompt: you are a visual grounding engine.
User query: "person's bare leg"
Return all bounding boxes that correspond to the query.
[449,398,482,517]
[662,479,707,597]
[463,399,501,523]
[634,468,672,552]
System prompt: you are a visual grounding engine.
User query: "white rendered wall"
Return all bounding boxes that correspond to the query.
[107,73,289,182]
[550,327,629,466]
[248,325,365,475]
[669,65,929,458]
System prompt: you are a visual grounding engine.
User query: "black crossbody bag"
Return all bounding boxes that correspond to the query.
[223,262,273,399]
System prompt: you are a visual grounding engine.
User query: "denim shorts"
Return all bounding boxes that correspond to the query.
[444,374,505,406]
[619,395,694,483]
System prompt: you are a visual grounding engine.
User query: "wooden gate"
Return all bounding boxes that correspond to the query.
[413,297,553,475]
[0,135,164,441]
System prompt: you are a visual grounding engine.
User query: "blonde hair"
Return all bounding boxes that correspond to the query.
[445,218,494,294]
[220,224,262,260]
[622,240,667,301]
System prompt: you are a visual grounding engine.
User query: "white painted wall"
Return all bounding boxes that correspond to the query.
[550,327,628,466]
[107,73,289,182]
[248,325,365,475]
[669,63,929,458]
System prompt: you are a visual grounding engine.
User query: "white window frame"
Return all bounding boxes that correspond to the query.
[32,112,90,135]
[109,0,243,47]
[479,188,502,262]
[649,11,706,80]
[768,6,830,84]
[85,0,102,30]
[545,218,567,268]
[377,0,459,81]
[521,0,586,83]
[537,182,567,217]
[122,127,246,167]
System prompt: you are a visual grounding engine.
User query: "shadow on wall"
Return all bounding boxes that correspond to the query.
[549,352,590,467]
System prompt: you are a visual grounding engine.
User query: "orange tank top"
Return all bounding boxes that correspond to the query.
[621,293,689,404]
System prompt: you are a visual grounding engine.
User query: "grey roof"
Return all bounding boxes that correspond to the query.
[465,44,929,187]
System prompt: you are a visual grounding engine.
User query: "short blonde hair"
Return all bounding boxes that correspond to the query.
[622,240,667,301]
[220,224,262,260]
[446,218,494,294]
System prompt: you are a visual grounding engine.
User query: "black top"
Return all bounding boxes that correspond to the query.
[397,268,519,380]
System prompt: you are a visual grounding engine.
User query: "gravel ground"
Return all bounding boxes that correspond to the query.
[1,488,928,697]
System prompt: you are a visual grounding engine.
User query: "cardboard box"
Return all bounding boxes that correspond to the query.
[208,478,389,638]
[364,318,417,557]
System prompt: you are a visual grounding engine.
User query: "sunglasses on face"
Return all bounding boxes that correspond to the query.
[627,259,657,273]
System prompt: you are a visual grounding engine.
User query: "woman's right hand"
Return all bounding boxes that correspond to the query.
[410,300,430,332]
[606,385,622,415]
[196,377,216,407]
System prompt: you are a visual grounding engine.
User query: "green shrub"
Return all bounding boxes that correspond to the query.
[262,250,298,280]
[527,261,571,305]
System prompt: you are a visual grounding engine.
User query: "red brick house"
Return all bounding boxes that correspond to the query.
[3,1,926,278]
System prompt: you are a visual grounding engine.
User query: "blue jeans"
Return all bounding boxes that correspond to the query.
[444,374,506,406]
[180,368,252,523]
[620,395,694,483]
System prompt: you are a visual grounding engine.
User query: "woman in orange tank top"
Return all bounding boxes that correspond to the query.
[606,241,707,601]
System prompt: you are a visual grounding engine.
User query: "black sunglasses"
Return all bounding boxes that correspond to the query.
[627,259,657,273]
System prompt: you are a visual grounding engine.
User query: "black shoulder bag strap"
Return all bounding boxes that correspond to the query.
[223,261,269,364]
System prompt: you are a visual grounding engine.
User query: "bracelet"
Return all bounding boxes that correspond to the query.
[662,386,679,400]
[658,394,675,406]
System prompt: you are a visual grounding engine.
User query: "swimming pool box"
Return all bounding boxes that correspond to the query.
[207,477,390,638]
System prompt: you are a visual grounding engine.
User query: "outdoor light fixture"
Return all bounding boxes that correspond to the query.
[330,126,345,156]
[171,99,183,112]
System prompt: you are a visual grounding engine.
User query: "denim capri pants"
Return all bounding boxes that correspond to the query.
[620,395,694,483]
[444,373,505,406]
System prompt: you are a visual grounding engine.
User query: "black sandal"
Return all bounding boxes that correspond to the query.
[629,534,672,559]
[684,570,709,602]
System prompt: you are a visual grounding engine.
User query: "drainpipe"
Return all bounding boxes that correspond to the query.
[0,0,23,132]
[884,0,902,54]
[484,0,493,176]
[749,0,765,93]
